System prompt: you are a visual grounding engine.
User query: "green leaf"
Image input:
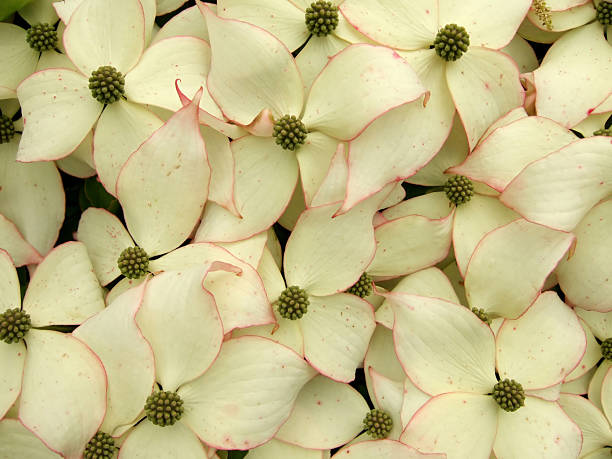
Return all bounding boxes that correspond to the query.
[0,0,34,20]
[82,177,121,214]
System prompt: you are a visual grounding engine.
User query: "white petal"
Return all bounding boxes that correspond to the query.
[276,375,369,448]
[565,318,604,383]
[363,326,405,390]
[0,419,61,459]
[369,369,404,440]
[563,366,596,395]
[560,393,612,456]
[247,439,325,459]
[602,367,612,427]
[19,0,59,24]
[494,397,582,459]
[496,292,586,390]
[201,3,304,124]
[501,35,539,73]
[179,336,316,450]
[388,293,497,395]
[153,5,209,43]
[590,362,612,412]
[296,35,349,90]
[0,249,20,313]
[300,293,375,383]
[17,69,101,162]
[302,44,426,141]
[55,132,96,179]
[0,341,25,419]
[0,214,42,267]
[217,231,267,269]
[73,281,155,436]
[333,439,443,458]
[117,91,209,256]
[446,47,524,150]
[401,377,431,430]
[0,24,38,97]
[309,142,349,207]
[63,0,144,75]
[119,421,208,459]
[500,136,612,231]
[401,393,498,459]
[296,132,340,206]
[464,219,574,318]
[19,329,106,459]
[576,308,612,341]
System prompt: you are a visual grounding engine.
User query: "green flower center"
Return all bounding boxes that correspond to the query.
[305,1,339,37]
[277,286,309,320]
[363,409,393,439]
[84,432,116,459]
[273,115,308,151]
[601,338,612,360]
[594,127,612,137]
[117,246,149,279]
[492,378,525,412]
[0,114,15,144]
[433,24,470,62]
[0,308,31,344]
[532,0,553,30]
[25,23,58,52]
[347,272,373,298]
[596,1,612,26]
[144,390,184,427]
[444,175,474,205]
[471,307,491,325]
[89,66,126,105]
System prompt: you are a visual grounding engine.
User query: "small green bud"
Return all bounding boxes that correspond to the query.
[25,23,58,52]
[84,431,116,459]
[532,0,553,30]
[444,175,474,205]
[305,1,339,37]
[117,246,149,279]
[433,24,470,62]
[0,307,31,344]
[593,127,612,137]
[89,66,125,104]
[277,286,309,320]
[492,378,525,412]
[0,114,15,144]
[347,272,373,298]
[471,307,491,325]
[601,338,612,360]
[144,390,184,427]
[272,115,307,151]
[596,1,612,26]
[363,409,393,439]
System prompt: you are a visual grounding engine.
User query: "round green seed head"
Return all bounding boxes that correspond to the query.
[89,66,126,104]
[83,431,116,459]
[596,1,612,26]
[492,378,525,412]
[593,127,612,137]
[601,338,612,360]
[117,246,149,279]
[347,272,373,298]
[277,286,309,320]
[305,1,339,37]
[273,115,308,151]
[471,307,491,325]
[144,390,184,427]
[0,114,15,144]
[444,175,474,205]
[363,409,393,439]
[25,23,58,52]
[0,308,31,344]
[433,24,470,61]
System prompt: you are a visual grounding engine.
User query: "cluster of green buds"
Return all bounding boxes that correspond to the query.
[596,1,612,26]
[25,23,58,52]
[272,115,308,151]
[83,432,116,459]
[362,408,393,439]
[433,24,470,61]
[492,378,525,412]
[471,307,491,325]
[305,1,339,37]
[601,338,612,360]
[346,272,373,298]
[0,308,31,344]
[89,66,126,104]
[117,246,149,279]
[444,175,474,205]
[277,285,309,320]
[144,390,185,427]
[532,0,553,30]
[593,127,612,137]
[0,113,15,144]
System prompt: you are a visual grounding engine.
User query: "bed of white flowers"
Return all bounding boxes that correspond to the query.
[0,0,611,457]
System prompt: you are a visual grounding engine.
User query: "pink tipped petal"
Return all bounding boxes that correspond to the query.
[0,419,62,459]
[576,308,612,342]
[136,267,223,392]
[179,336,317,450]
[557,200,612,312]
[0,250,20,312]
[565,318,604,383]
[446,47,524,150]
[300,293,375,383]
[0,24,38,97]
[0,341,25,419]
[494,397,582,459]
[117,91,209,256]
[19,330,106,459]
[401,378,431,429]
[17,69,101,162]
[73,281,155,437]
[301,44,426,141]
[452,194,519,276]
[149,243,274,332]
[23,242,105,327]
[295,35,349,91]
[295,132,340,206]
[63,0,144,75]
[369,369,404,440]
[448,116,576,192]
[77,208,135,286]
[560,393,612,455]
[195,136,299,243]
[310,142,349,207]
[120,421,208,459]
[93,100,163,196]
[201,3,304,124]
[401,393,498,459]
[500,136,612,231]
[534,22,612,128]
[334,439,444,458]
[464,219,574,318]
[389,293,497,395]
[496,291,586,390]
[217,231,268,269]
[276,375,369,448]
[0,214,42,267]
